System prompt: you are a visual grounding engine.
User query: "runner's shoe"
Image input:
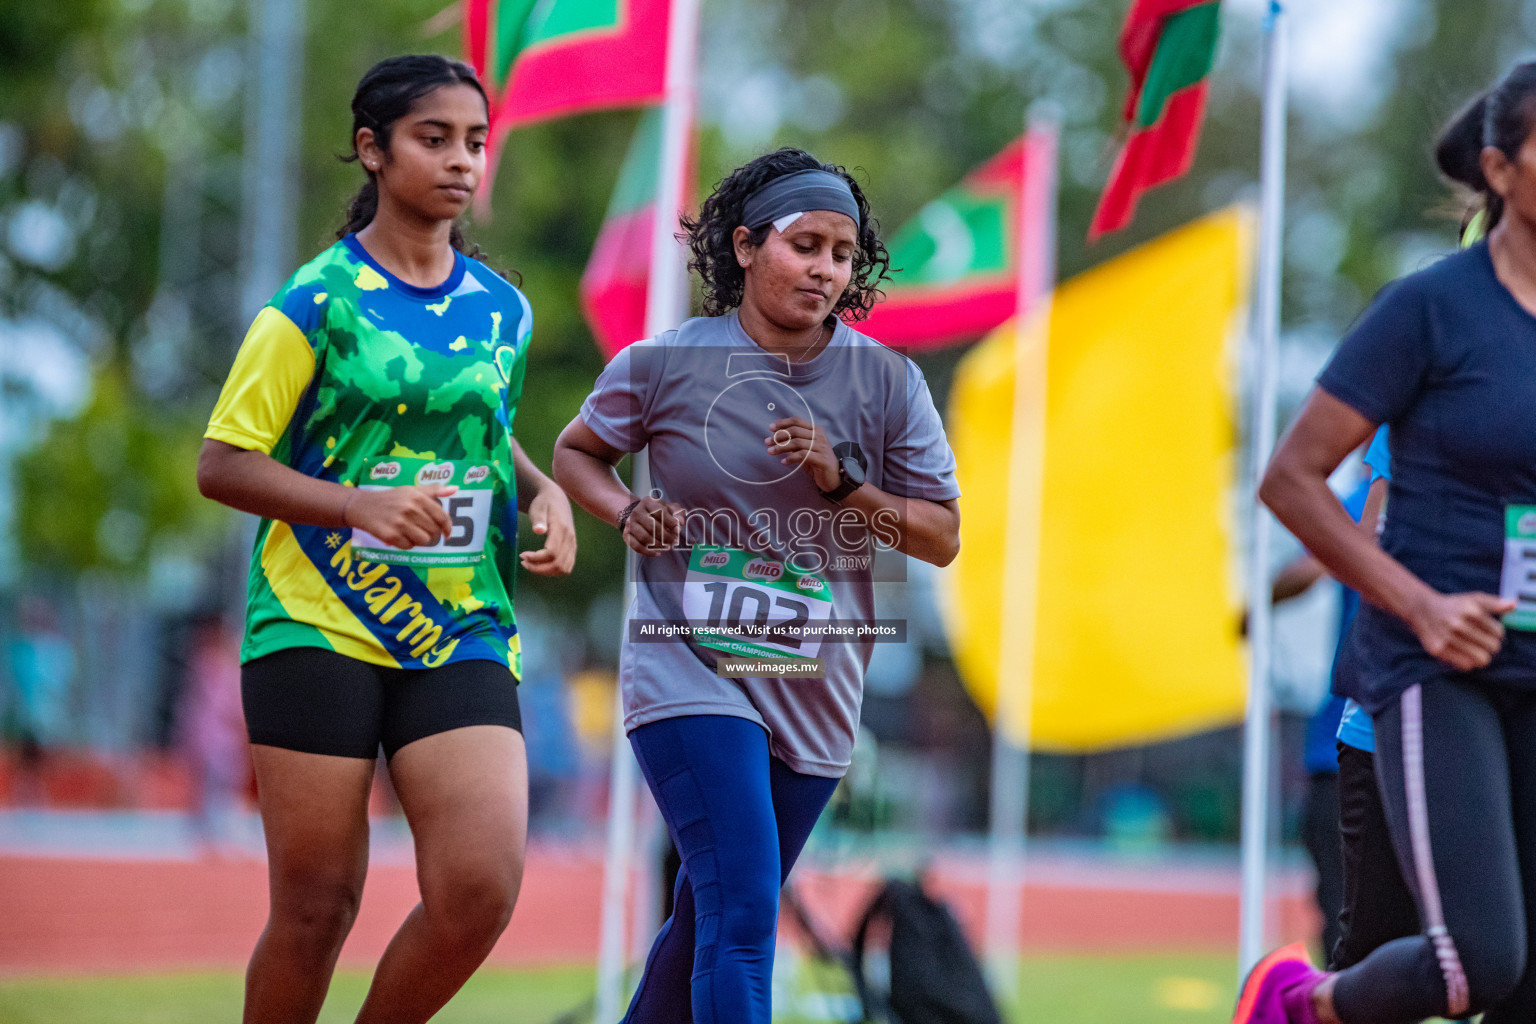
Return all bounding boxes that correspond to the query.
[1231,943,1326,1024]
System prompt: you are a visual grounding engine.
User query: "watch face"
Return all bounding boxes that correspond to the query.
[840,456,866,486]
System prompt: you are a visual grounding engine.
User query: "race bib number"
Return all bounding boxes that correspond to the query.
[682,546,833,661]
[350,456,493,568]
[1500,505,1536,630]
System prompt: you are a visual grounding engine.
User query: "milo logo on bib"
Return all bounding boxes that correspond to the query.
[415,462,455,487]
[743,558,783,583]
[351,455,496,568]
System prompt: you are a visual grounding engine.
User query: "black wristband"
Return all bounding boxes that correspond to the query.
[616,498,642,531]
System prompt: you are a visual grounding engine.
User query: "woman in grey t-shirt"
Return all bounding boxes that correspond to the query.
[554,148,960,1024]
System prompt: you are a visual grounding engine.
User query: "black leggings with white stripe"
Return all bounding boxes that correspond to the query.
[1332,675,1536,1024]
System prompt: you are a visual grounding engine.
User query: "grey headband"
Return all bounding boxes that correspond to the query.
[740,169,862,232]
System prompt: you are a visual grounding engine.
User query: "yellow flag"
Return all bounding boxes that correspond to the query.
[944,208,1252,751]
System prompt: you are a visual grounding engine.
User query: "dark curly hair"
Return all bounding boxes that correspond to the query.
[337,55,490,262]
[681,148,891,320]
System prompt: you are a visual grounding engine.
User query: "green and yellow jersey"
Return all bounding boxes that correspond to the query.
[205,235,532,676]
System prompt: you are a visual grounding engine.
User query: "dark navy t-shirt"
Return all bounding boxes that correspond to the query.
[1319,240,1536,713]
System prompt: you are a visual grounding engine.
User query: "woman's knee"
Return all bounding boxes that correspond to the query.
[268,870,366,951]
[422,859,523,946]
[1458,929,1527,1012]
[711,875,780,951]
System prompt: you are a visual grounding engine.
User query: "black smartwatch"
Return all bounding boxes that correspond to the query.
[820,455,866,503]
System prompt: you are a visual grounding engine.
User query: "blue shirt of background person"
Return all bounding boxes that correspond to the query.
[1303,469,1375,774]
[1335,426,1391,754]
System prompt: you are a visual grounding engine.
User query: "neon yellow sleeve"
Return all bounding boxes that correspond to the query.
[204,307,317,454]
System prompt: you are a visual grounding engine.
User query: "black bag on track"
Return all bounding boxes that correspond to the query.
[851,878,1003,1024]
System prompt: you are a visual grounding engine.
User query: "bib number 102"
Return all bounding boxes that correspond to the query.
[698,581,810,649]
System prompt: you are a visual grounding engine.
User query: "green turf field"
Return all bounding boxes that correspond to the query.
[0,952,1241,1023]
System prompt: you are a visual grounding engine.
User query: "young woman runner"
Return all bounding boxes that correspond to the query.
[197,55,574,1024]
[1328,214,1488,1023]
[553,149,961,1024]
[1237,62,1536,1024]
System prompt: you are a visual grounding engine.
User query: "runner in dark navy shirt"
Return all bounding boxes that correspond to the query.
[1233,62,1536,1024]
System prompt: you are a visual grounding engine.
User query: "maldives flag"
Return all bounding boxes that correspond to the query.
[464,0,669,126]
[464,0,670,201]
[858,134,1053,351]
[581,108,662,358]
[1090,0,1222,239]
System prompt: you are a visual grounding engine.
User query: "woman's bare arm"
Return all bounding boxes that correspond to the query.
[511,438,576,576]
[1261,388,1510,669]
[834,489,960,568]
[552,418,682,555]
[197,438,452,549]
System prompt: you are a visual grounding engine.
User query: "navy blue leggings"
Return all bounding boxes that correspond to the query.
[623,715,840,1024]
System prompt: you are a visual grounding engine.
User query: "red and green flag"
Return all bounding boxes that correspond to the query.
[581,108,663,358]
[463,0,671,198]
[1090,0,1222,239]
[858,134,1052,351]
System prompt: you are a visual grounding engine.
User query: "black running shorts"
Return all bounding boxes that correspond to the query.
[241,646,521,759]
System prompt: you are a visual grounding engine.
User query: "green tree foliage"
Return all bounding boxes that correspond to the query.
[2,0,251,584]
[14,364,218,575]
[0,0,110,120]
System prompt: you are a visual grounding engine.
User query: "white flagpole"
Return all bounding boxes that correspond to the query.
[595,676,641,1024]
[984,106,1059,1007]
[594,0,700,1019]
[1238,0,1289,976]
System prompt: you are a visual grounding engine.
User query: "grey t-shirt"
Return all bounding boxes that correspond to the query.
[580,312,959,776]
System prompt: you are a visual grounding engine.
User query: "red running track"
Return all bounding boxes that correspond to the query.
[0,845,1318,976]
